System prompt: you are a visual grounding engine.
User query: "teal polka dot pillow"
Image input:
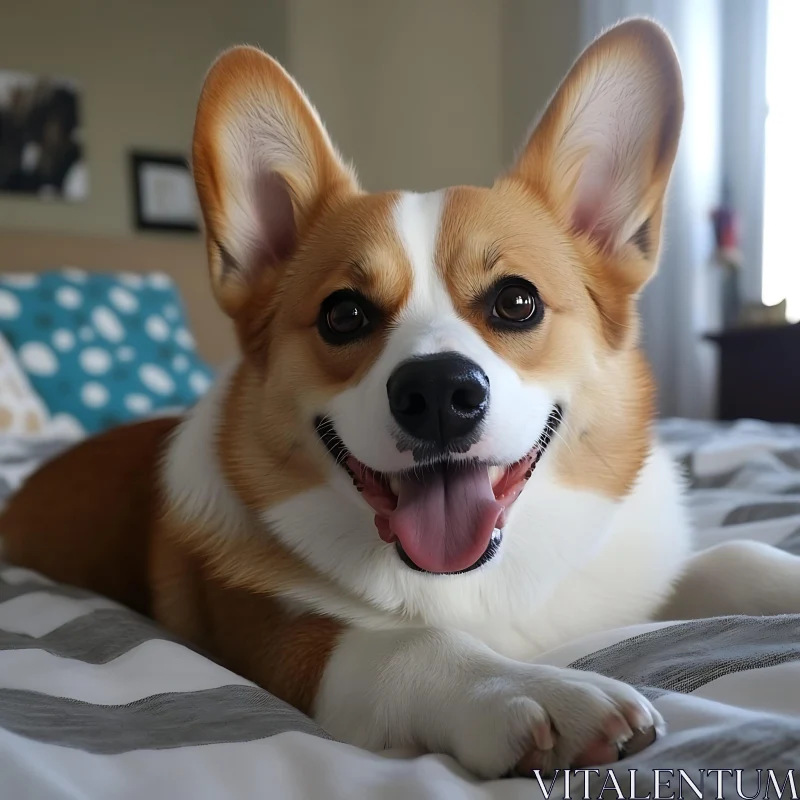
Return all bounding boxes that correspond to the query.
[0,270,214,433]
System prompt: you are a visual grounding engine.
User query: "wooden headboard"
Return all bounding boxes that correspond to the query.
[0,229,236,365]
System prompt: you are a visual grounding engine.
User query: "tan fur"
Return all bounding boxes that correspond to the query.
[434,182,657,499]
[513,20,681,262]
[193,45,360,320]
[0,20,682,737]
[150,520,340,715]
[2,412,341,707]
[1,418,176,614]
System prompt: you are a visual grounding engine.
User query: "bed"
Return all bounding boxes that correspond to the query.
[1,235,799,797]
[2,418,800,799]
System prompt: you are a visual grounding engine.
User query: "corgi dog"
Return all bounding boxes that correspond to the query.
[5,18,800,779]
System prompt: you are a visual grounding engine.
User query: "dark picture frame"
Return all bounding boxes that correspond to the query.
[130,152,199,233]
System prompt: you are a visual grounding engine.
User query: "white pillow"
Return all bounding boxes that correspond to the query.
[0,334,50,435]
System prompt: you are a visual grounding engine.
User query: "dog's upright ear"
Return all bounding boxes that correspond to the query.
[510,19,683,289]
[192,46,358,317]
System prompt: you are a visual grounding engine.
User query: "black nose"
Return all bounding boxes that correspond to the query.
[387,353,489,447]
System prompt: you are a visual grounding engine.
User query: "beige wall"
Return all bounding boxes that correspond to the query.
[286,0,581,192]
[0,0,286,236]
[501,0,581,162]
[1,0,582,231]
[286,0,504,193]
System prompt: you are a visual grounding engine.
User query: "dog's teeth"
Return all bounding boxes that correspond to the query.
[388,476,401,495]
[488,466,503,485]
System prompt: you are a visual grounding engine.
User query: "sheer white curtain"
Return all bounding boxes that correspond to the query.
[580,0,725,419]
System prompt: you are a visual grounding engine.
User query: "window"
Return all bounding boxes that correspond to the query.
[762,0,800,321]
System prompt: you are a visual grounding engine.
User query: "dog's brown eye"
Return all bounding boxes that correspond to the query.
[493,284,536,322]
[485,278,543,331]
[327,300,366,335]
[319,290,376,345]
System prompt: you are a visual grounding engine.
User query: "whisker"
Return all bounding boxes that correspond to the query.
[545,413,577,459]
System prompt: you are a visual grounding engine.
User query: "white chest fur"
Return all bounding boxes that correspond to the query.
[262,440,691,661]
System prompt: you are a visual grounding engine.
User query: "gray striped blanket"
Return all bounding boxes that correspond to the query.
[1,418,800,799]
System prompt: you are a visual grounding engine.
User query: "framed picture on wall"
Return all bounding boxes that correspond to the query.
[0,70,88,201]
[130,152,200,233]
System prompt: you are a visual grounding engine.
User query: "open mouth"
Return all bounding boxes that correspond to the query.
[316,406,562,575]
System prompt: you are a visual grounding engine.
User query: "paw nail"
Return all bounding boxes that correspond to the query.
[603,715,633,743]
[619,727,658,758]
[624,703,652,730]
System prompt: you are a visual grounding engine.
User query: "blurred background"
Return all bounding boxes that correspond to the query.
[0,0,795,425]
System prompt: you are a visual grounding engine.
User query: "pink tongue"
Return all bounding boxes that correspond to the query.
[389,463,502,573]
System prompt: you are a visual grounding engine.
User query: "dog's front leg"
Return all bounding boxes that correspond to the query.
[658,540,800,620]
[313,626,662,778]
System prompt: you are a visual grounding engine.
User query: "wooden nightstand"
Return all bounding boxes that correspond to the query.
[706,324,800,423]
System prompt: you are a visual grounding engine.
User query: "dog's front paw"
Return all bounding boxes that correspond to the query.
[450,666,663,779]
